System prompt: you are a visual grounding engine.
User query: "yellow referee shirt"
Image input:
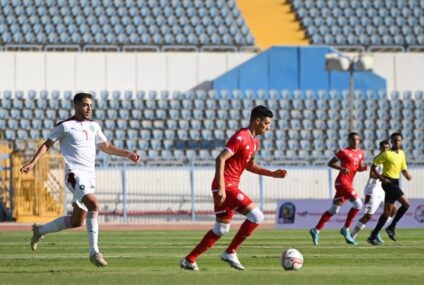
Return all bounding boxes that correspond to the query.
[373,149,407,179]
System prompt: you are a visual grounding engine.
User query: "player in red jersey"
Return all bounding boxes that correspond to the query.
[309,132,367,245]
[180,106,287,271]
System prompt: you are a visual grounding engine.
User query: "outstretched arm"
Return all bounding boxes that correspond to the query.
[98,141,140,163]
[246,159,287,178]
[20,139,55,174]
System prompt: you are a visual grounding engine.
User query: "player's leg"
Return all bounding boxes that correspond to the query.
[31,172,85,251]
[31,203,84,251]
[351,195,374,239]
[81,193,107,267]
[309,194,344,245]
[368,202,393,245]
[181,189,233,270]
[182,217,230,270]
[340,188,362,244]
[221,200,263,270]
[386,195,409,241]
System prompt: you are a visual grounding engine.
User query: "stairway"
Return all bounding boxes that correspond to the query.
[237,0,308,50]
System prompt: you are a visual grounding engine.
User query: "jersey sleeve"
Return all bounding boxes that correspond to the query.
[401,151,407,171]
[47,124,65,142]
[225,133,245,155]
[373,151,387,166]
[334,149,344,161]
[95,123,108,144]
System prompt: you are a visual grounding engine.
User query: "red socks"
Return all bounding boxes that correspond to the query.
[225,220,259,254]
[344,208,360,228]
[186,220,261,262]
[186,230,220,263]
[315,211,333,231]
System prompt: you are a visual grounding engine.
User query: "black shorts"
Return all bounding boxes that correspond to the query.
[381,177,404,203]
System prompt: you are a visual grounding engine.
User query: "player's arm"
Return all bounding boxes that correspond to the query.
[371,164,390,184]
[401,170,412,181]
[98,141,140,163]
[246,159,287,178]
[215,150,233,206]
[372,152,390,183]
[369,166,380,179]
[328,157,349,173]
[20,139,55,174]
[400,153,411,180]
[358,162,368,172]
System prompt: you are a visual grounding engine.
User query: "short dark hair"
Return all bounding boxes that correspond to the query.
[348,132,359,139]
[390,132,402,139]
[250,105,273,122]
[379,140,390,147]
[73,93,93,104]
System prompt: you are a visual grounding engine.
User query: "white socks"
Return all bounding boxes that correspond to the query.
[86,211,99,256]
[351,222,366,238]
[39,216,72,235]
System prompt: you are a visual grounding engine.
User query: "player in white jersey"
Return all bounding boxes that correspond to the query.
[350,140,396,244]
[20,93,140,267]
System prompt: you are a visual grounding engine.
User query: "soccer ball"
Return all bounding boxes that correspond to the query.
[281,248,303,270]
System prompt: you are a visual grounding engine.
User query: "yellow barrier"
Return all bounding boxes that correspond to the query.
[11,141,65,222]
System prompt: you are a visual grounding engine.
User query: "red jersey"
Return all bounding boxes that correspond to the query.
[334,147,365,185]
[212,128,259,189]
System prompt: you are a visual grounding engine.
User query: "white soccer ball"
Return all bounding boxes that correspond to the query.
[281,248,303,270]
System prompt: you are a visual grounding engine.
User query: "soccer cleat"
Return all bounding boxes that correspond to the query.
[376,233,384,244]
[30,223,44,251]
[309,228,319,245]
[221,252,245,270]
[180,258,199,271]
[367,236,382,246]
[385,227,397,241]
[340,227,358,245]
[89,253,108,267]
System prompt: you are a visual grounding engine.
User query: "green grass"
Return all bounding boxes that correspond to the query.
[0,228,423,285]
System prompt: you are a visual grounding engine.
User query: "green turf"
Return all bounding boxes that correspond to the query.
[0,228,423,285]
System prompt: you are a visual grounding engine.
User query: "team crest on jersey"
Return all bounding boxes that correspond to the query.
[80,185,85,190]
[90,126,95,132]
[359,154,362,159]
[237,193,245,201]
[245,145,250,150]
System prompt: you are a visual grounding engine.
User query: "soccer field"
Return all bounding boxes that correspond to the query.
[0,228,423,285]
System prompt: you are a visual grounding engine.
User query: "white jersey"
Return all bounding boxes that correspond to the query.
[363,166,386,215]
[48,116,107,172]
[364,166,384,196]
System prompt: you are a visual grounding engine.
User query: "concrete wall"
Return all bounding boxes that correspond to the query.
[0,52,255,94]
[1,51,423,95]
[372,52,424,94]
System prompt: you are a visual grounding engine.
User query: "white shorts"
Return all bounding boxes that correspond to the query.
[363,184,385,215]
[65,169,96,212]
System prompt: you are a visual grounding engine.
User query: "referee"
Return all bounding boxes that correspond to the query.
[367,132,412,245]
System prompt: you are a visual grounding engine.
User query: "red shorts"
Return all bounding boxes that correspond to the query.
[212,186,253,220]
[334,183,359,203]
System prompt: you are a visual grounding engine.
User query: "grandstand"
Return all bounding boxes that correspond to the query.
[0,0,255,51]
[1,88,424,167]
[0,0,423,222]
[291,0,424,52]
